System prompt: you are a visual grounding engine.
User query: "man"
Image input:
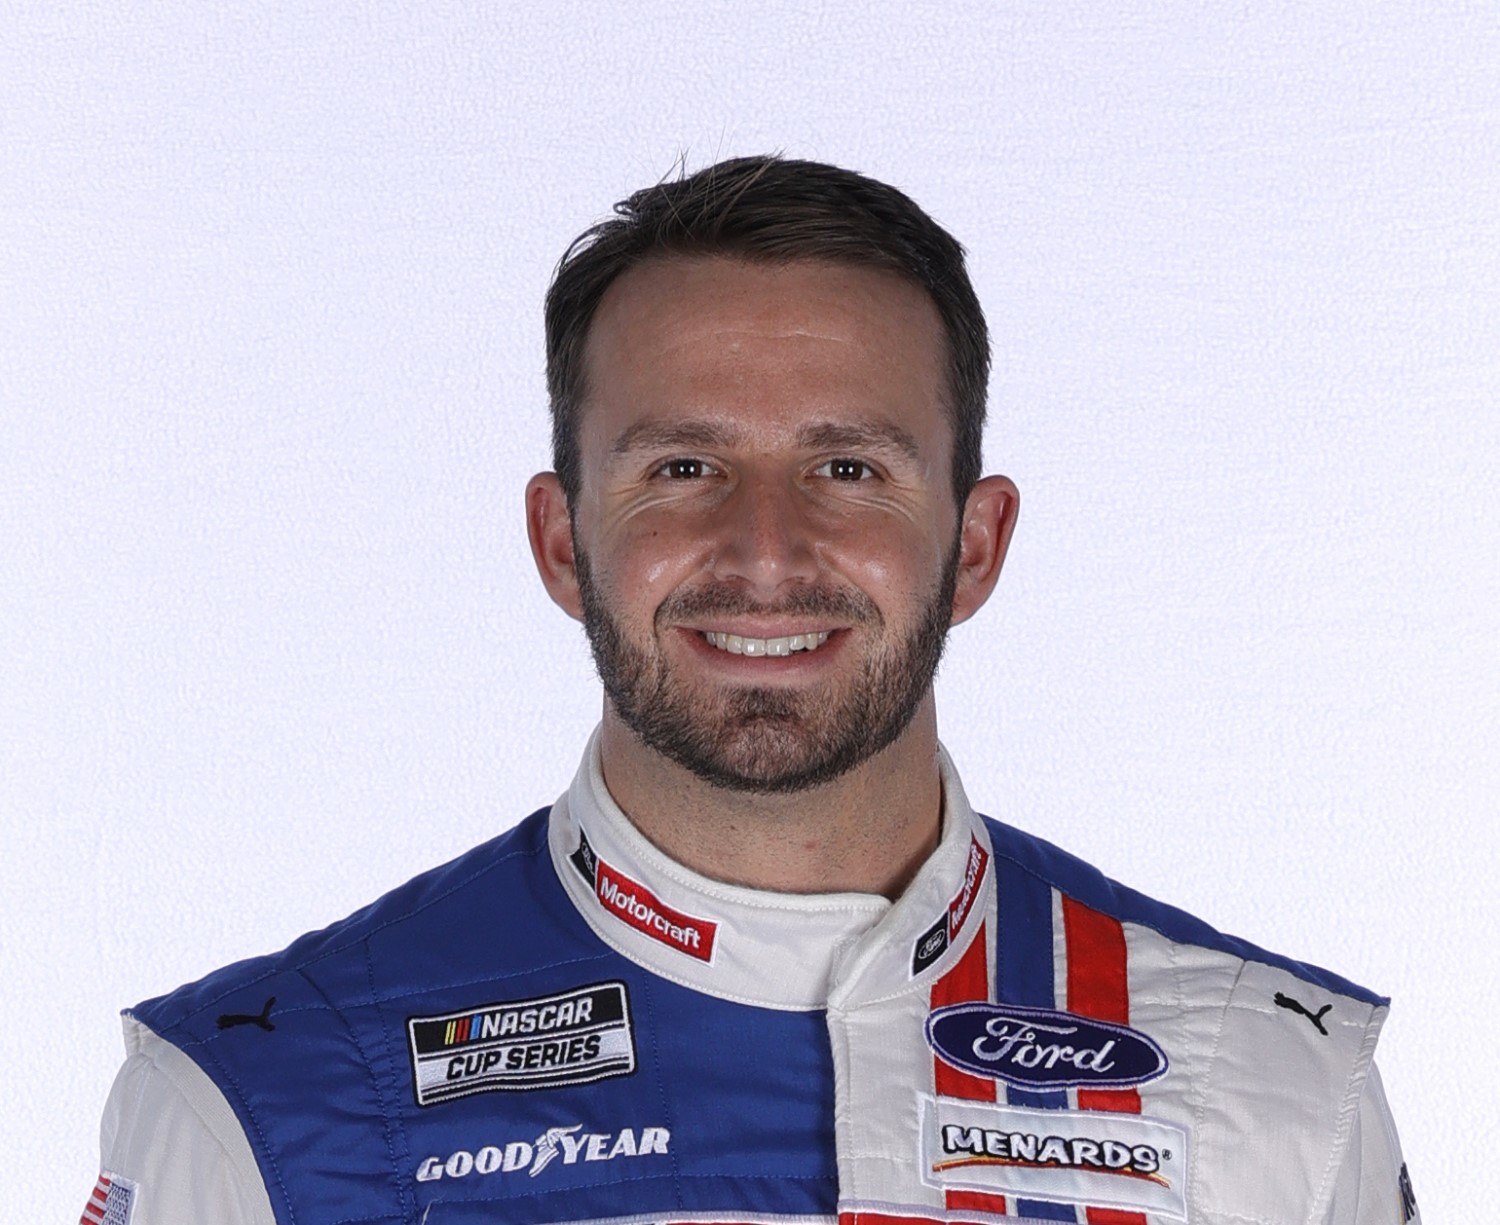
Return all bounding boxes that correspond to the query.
[89,156,1417,1225]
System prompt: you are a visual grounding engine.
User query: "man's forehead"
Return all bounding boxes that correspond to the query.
[571,255,954,484]
[589,254,942,349]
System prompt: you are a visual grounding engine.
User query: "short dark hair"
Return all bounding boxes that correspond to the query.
[544,155,989,509]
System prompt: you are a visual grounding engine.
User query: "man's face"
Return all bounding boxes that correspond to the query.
[557,257,974,793]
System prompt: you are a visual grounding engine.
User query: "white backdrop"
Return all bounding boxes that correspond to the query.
[3,3,1496,1219]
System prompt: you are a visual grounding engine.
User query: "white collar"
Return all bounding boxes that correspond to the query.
[547,729,995,1011]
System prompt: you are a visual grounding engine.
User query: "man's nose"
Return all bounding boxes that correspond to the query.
[708,475,821,594]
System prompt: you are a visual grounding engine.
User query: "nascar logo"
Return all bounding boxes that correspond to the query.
[436,993,599,1047]
[407,982,635,1106]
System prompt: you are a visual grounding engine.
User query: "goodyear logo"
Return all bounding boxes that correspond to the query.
[407,982,634,1106]
[416,1122,670,1183]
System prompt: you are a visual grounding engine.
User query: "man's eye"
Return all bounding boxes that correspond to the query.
[657,458,713,479]
[815,458,875,481]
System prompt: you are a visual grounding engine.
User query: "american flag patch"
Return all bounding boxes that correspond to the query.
[80,1171,136,1225]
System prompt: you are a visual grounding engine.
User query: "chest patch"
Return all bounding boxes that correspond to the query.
[407,981,635,1105]
[926,1001,1168,1090]
[921,1096,1189,1220]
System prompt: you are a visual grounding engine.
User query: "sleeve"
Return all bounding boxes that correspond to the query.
[93,1014,278,1225]
[1324,1061,1421,1225]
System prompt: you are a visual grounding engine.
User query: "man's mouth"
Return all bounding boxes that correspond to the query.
[701,630,834,657]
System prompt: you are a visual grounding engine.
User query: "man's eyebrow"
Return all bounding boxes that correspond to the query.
[606,418,922,461]
[608,420,741,458]
[797,420,921,460]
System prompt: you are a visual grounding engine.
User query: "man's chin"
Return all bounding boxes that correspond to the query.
[605,698,826,793]
[669,752,845,796]
[635,707,884,795]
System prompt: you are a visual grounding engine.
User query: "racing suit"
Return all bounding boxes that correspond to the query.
[91,736,1418,1224]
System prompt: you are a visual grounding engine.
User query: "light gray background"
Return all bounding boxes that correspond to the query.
[4,3,1496,1219]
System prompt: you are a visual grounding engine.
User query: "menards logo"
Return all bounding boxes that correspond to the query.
[921,1097,1189,1219]
[937,1124,1169,1186]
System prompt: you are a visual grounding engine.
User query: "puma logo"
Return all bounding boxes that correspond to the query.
[1274,991,1331,1035]
[217,996,277,1032]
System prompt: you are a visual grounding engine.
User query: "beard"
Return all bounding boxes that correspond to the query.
[574,538,960,795]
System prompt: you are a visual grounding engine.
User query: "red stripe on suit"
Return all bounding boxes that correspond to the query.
[1062,895,1147,1225]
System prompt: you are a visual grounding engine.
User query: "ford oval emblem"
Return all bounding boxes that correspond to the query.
[925,1002,1168,1090]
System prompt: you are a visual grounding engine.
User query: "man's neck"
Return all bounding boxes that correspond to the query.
[596,700,944,899]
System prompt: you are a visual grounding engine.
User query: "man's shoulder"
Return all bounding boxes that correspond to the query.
[973,813,1394,1220]
[977,812,1387,1007]
[129,804,564,1040]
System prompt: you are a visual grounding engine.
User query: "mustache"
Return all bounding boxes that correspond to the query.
[656,583,880,626]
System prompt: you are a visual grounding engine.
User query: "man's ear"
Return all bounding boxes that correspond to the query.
[526,472,585,621]
[949,475,1020,627]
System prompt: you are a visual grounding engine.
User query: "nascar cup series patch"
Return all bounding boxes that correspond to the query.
[407,981,635,1106]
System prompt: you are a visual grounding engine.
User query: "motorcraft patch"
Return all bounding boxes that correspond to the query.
[407,982,635,1106]
[911,836,989,976]
[571,830,718,963]
[926,1002,1168,1090]
[921,1096,1189,1220]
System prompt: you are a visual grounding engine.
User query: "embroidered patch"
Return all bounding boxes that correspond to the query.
[911,913,950,975]
[571,830,718,962]
[415,1122,671,1183]
[920,1096,1189,1220]
[911,836,988,976]
[81,1171,136,1225]
[407,982,635,1106]
[926,1001,1168,1090]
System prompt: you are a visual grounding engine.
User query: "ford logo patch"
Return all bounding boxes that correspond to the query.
[925,1002,1168,1090]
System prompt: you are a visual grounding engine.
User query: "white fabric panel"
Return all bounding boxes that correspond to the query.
[99,1017,276,1225]
[1326,1065,1420,1225]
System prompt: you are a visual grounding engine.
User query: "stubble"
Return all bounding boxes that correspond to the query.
[574,539,960,794]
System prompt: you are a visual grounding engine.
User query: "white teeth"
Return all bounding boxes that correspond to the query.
[703,630,832,656]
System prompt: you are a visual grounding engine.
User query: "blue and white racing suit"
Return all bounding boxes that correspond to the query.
[94,736,1417,1224]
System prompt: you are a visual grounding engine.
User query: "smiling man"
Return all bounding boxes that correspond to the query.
[529,254,1010,897]
[90,157,1417,1225]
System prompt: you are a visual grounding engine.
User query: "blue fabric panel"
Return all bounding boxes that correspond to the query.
[132,808,837,1225]
[1016,1200,1081,1221]
[981,816,1386,1007]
